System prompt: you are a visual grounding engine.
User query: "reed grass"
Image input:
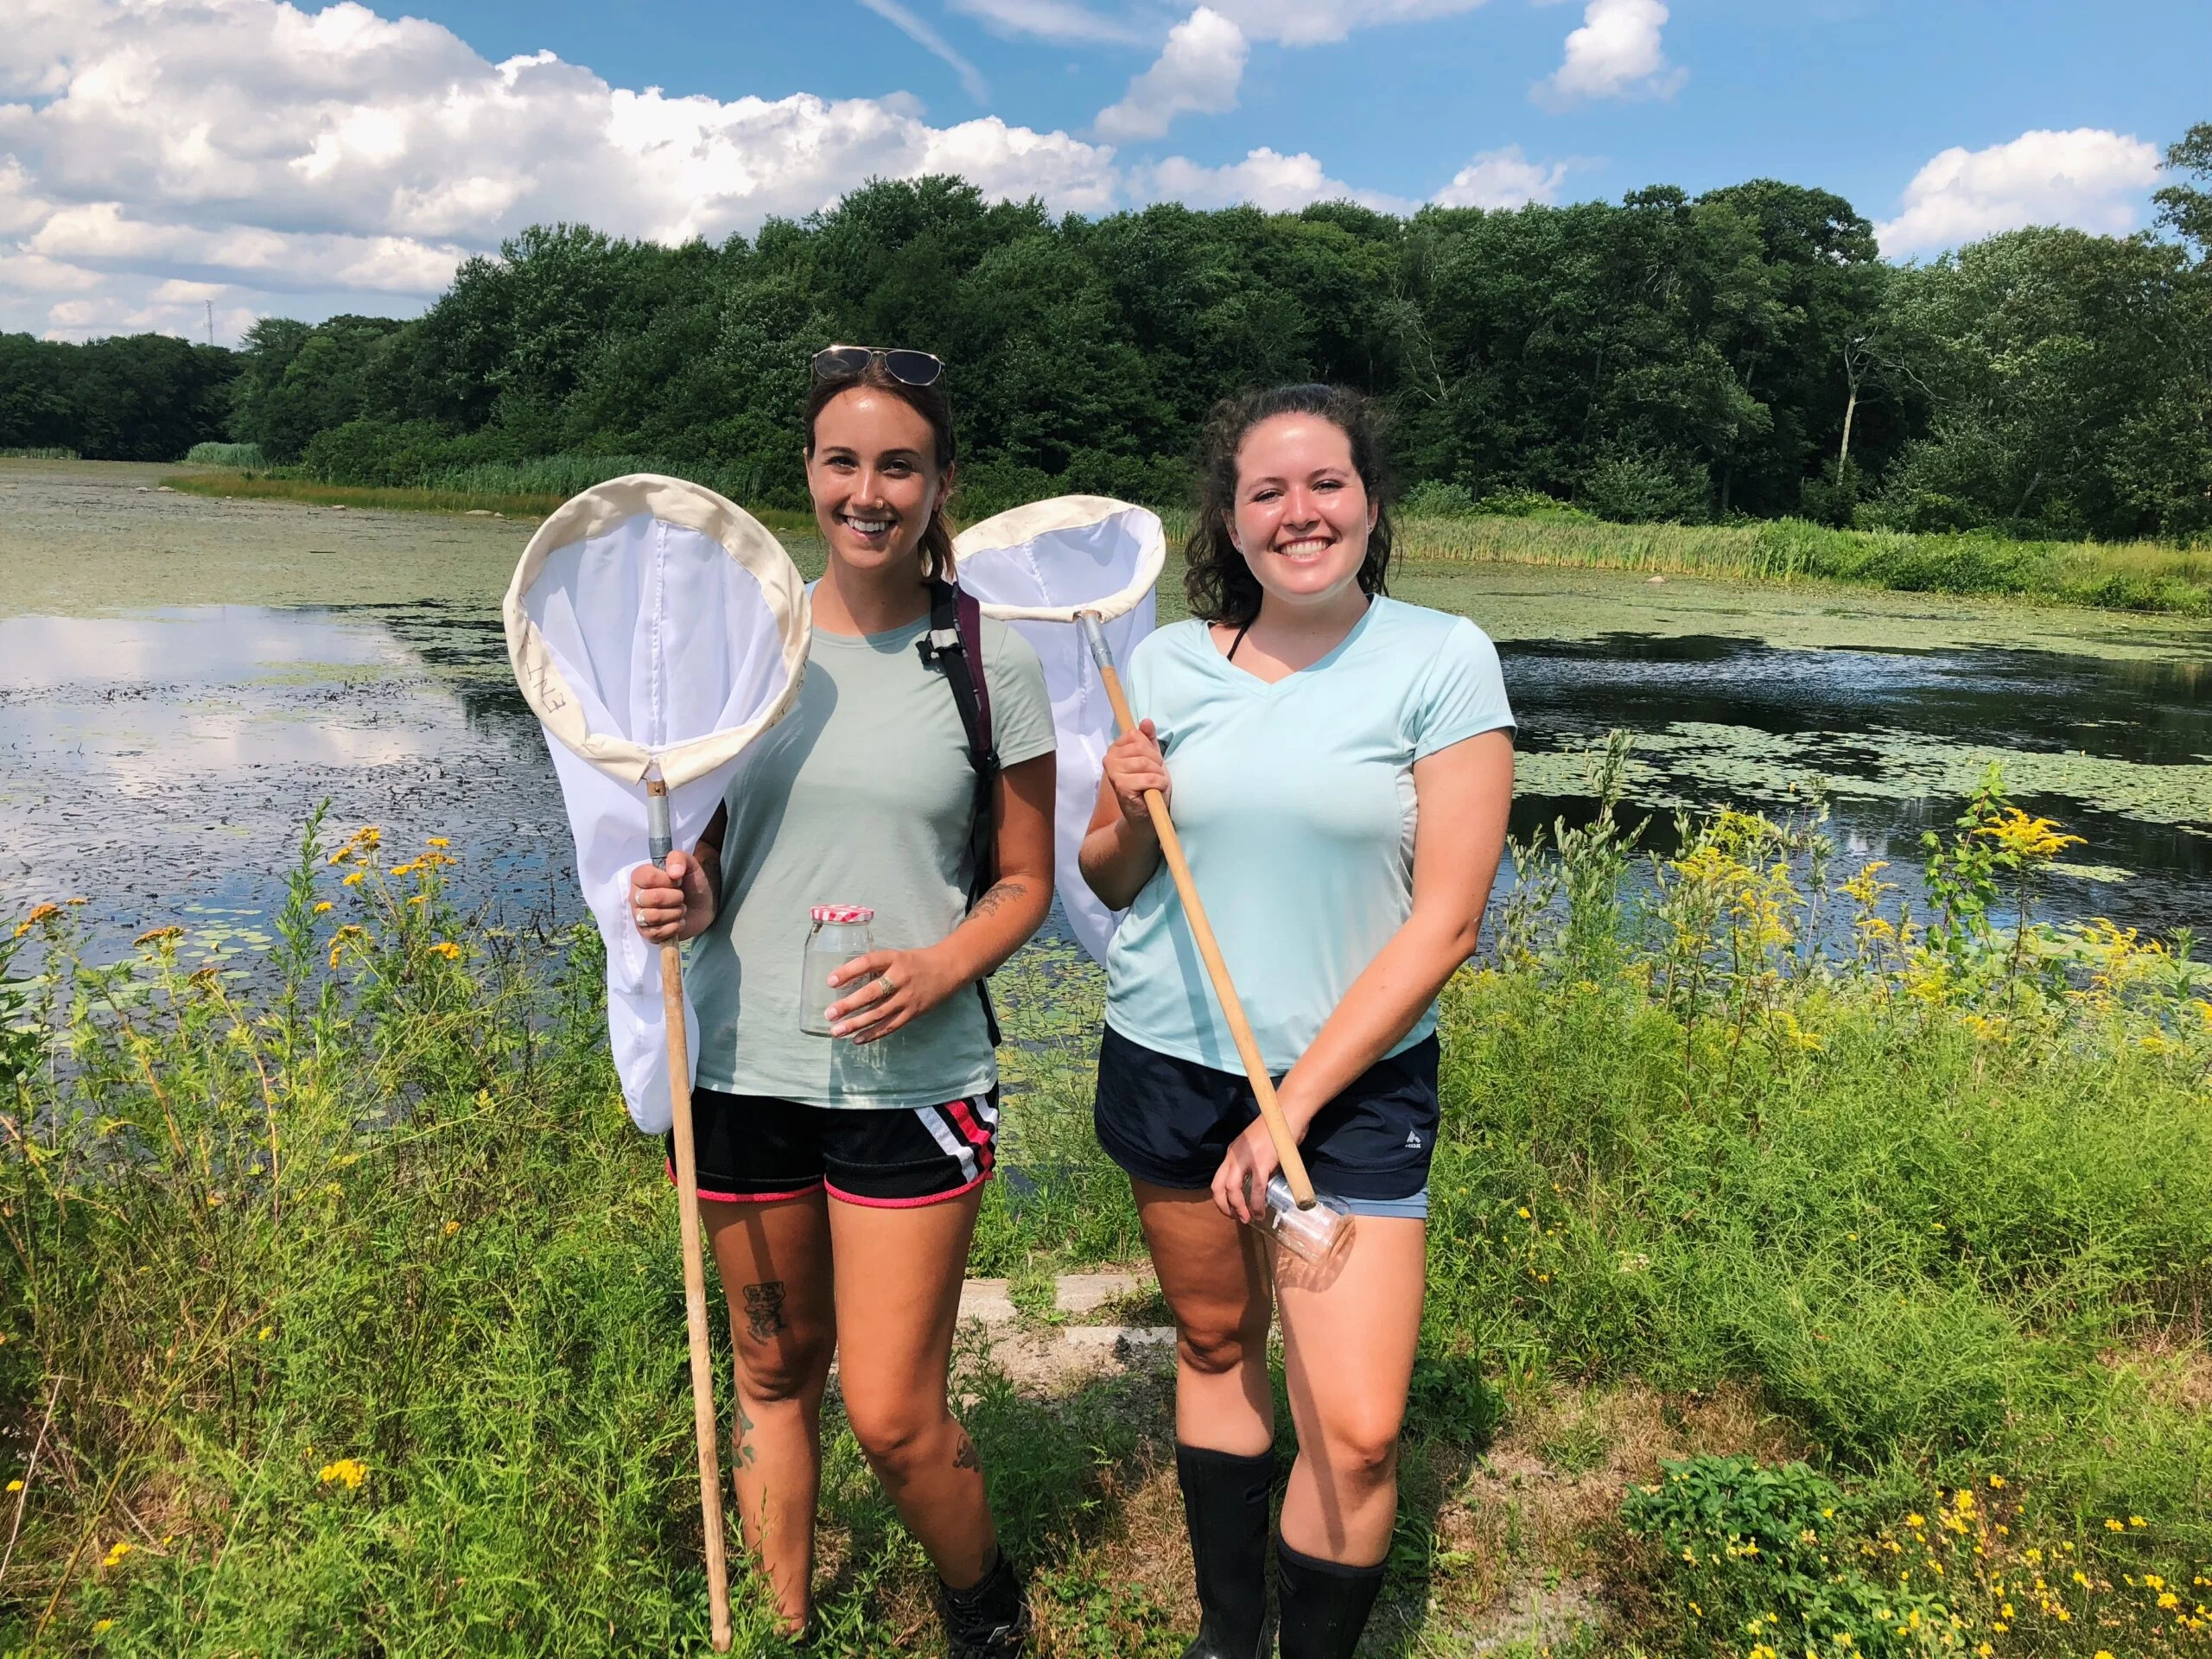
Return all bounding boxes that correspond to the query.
[1396,513,2212,615]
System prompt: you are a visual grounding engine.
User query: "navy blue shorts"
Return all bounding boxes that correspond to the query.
[1092,1026,1438,1218]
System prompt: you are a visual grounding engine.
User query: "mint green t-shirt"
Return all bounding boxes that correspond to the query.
[1103,598,1515,1075]
[689,613,1055,1107]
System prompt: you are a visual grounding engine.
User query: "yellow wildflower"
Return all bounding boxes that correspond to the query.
[1974,806,2083,862]
[4,1479,20,1492]
[319,1458,367,1490]
[92,1619,114,1635]
[102,1539,134,1568]
[428,836,450,848]
[2105,1517,2126,1532]
[429,941,462,961]
[443,1219,461,1236]
[341,869,365,887]
[313,900,333,914]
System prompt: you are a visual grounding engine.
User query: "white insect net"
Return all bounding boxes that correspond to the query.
[953,496,1165,964]
[505,475,810,1130]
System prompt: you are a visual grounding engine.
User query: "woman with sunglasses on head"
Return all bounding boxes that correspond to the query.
[1081,385,1514,1659]
[630,346,1054,1656]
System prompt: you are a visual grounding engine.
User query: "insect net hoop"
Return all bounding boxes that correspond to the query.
[503,474,811,1129]
[951,495,1165,965]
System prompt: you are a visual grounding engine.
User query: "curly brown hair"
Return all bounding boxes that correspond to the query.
[804,360,959,582]
[1183,383,1396,627]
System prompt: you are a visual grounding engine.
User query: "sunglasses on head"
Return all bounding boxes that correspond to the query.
[810,344,944,387]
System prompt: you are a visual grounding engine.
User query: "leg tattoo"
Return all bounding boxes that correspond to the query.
[952,1432,980,1471]
[743,1281,788,1341]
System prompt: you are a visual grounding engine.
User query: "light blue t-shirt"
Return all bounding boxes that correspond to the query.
[1103,597,1515,1075]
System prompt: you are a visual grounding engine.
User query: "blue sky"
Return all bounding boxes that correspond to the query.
[3,0,2206,341]
[408,0,2212,222]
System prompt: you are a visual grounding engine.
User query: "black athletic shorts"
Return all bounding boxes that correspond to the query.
[1092,1026,1437,1218]
[664,1086,1001,1209]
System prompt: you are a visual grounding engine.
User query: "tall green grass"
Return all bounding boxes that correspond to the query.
[181,442,264,467]
[1399,512,2212,615]
[3,766,2208,1654]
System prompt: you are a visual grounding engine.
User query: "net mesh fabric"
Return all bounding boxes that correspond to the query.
[954,497,1162,965]
[505,474,809,1131]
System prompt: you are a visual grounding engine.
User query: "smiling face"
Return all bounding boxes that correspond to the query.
[804,386,946,578]
[1228,412,1377,610]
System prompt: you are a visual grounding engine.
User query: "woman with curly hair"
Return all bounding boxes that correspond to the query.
[1081,384,1516,1657]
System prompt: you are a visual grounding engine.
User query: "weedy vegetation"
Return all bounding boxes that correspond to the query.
[3,751,2209,1655]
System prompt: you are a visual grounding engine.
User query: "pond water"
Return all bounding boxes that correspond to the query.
[3,459,2207,963]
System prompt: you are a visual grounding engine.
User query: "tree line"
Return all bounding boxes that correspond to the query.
[6,123,2209,541]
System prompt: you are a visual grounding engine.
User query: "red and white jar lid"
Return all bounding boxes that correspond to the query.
[810,905,874,925]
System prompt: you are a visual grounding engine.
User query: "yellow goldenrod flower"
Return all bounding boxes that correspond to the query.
[318,1458,366,1490]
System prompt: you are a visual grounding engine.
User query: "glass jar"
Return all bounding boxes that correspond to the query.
[798,906,875,1037]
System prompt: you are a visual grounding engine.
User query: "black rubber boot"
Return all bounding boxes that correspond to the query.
[938,1546,1031,1658]
[1274,1539,1385,1659]
[1175,1444,1275,1659]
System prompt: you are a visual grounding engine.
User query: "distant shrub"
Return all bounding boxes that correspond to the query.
[184,441,265,467]
[1580,448,1713,524]
[1476,486,1595,522]
[0,447,77,461]
[1402,480,1481,518]
[300,418,458,488]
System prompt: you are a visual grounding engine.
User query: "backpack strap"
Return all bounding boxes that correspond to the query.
[918,579,1002,1046]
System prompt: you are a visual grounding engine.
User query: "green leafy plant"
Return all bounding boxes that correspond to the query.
[1623,1457,1950,1656]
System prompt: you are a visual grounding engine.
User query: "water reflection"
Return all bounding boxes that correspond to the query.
[3,606,2206,958]
[1505,635,2212,933]
[0,604,577,957]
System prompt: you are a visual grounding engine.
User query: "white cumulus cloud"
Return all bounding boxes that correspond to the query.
[1096,7,1247,141]
[1874,127,2163,256]
[1535,0,1685,105]
[1432,145,1573,209]
[1132,146,1414,213]
[0,0,1121,340]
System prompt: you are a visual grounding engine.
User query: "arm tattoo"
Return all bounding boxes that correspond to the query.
[742,1281,788,1341]
[967,879,1028,923]
[952,1432,980,1471]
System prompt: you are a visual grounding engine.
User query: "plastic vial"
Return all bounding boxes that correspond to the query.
[1253,1174,1356,1268]
[798,906,875,1037]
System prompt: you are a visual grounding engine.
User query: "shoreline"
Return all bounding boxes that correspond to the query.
[156,465,2212,619]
